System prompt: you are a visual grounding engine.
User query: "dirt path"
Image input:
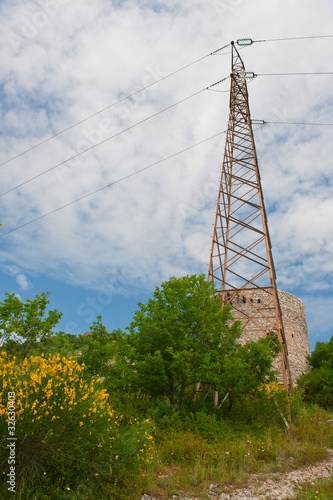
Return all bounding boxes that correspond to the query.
[142,449,333,500]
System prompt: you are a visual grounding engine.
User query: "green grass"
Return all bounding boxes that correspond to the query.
[141,406,333,500]
[291,477,333,500]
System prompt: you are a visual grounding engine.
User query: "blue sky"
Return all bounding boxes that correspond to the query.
[0,0,333,351]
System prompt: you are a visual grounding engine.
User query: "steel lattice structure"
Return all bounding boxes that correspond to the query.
[208,41,293,392]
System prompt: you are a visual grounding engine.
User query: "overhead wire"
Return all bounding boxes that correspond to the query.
[0,78,230,198]
[250,34,333,44]
[235,34,333,51]
[1,34,331,169]
[257,72,333,76]
[265,121,333,126]
[1,35,332,168]
[2,34,333,236]
[0,43,231,169]
[0,131,226,238]
[3,115,331,237]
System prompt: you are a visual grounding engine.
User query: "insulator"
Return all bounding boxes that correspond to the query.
[234,71,257,80]
[245,72,256,79]
[251,119,266,126]
[237,38,253,46]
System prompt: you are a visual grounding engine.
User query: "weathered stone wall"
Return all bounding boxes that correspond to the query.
[277,290,310,382]
[222,288,310,383]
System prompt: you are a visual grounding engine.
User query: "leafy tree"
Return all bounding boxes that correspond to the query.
[0,292,62,361]
[78,316,142,419]
[125,274,282,412]
[79,315,119,376]
[29,331,85,358]
[78,315,131,388]
[219,334,281,410]
[309,336,333,370]
[297,335,333,410]
[125,274,239,410]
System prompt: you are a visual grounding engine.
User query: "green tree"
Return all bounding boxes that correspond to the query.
[310,336,333,370]
[298,335,333,410]
[219,334,281,410]
[78,317,140,417]
[125,274,242,411]
[79,315,123,377]
[125,274,281,412]
[29,331,85,358]
[0,291,62,361]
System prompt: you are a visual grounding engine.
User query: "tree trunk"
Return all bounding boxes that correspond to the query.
[177,383,184,411]
[199,384,212,406]
[168,374,175,405]
[228,391,234,412]
[22,340,32,362]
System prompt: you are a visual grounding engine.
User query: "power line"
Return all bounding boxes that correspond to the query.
[256,34,333,43]
[266,121,333,126]
[0,131,226,238]
[0,90,203,197]
[0,78,230,198]
[258,72,333,76]
[0,43,230,169]
[236,34,333,47]
[1,35,330,168]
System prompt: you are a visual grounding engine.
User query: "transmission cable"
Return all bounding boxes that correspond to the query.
[265,121,333,126]
[0,43,230,169]
[236,34,333,46]
[0,131,226,238]
[255,34,333,43]
[0,77,229,198]
[258,72,333,76]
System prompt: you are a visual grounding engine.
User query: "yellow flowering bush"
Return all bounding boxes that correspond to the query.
[0,352,154,499]
[255,381,302,427]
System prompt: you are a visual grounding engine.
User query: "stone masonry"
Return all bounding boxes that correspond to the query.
[277,290,310,382]
[223,288,310,384]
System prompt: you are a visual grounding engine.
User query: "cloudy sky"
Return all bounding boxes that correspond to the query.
[0,0,332,350]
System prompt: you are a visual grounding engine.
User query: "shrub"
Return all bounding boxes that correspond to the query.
[0,352,153,499]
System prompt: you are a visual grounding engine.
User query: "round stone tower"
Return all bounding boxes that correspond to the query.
[277,290,310,382]
[223,288,310,384]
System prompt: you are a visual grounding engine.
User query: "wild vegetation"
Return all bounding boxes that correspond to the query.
[0,274,332,499]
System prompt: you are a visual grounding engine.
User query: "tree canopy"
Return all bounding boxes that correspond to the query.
[298,335,333,410]
[0,291,62,361]
[124,274,280,411]
[78,315,124,379]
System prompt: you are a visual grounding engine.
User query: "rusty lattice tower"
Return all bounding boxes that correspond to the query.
[208,41,293,391]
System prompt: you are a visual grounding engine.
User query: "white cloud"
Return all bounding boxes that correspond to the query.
[1,265,32,291]
[0,0,333,345]
[16,273,32,291]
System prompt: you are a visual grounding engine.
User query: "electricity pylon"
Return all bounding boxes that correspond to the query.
[208,41,292,392]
